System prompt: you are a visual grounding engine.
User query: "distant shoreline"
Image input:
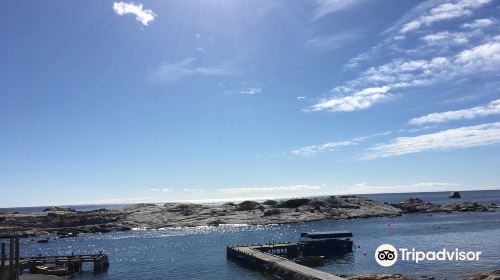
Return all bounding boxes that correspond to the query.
[2,188,499,211]
[1,193,498,239]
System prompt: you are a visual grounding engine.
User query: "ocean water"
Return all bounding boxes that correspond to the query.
[8,190,500,279]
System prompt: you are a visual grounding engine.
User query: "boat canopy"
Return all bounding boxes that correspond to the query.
[300,231,353,239]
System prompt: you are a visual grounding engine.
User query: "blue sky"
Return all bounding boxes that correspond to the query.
[1,0,500,207]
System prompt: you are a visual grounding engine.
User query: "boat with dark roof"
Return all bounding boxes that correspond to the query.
[298,231,354,255]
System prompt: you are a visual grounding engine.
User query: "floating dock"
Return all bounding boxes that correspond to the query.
[227,243,345,280]
[1,238,109,279]
[18,253,109,274]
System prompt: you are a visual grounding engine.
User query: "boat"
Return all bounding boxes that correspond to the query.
[294,255,325,266]
[36,239,49,243]
[298,231,354,255]
[449,191,461,199]
[35,265,72,276]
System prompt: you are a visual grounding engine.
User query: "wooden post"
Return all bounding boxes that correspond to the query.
[14,238,19,277]
[9,238,14,279]
[1,242,5,278]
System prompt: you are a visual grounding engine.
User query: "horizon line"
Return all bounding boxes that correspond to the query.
[2,188,499,209]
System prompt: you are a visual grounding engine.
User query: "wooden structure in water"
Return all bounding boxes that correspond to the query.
[228,232,355,279]
[0,238,20,280]
[1,237,109,279]
[227,243,345,280]
[18,252,109,275]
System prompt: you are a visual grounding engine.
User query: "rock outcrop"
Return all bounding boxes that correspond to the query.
[393,198,495,214]
[348,275,412,280]
[464,270,500,280]
[1,195,496,238]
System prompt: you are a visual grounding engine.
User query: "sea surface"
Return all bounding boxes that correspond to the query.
[8,190,500,280]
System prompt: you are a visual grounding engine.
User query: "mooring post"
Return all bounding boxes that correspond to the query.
[1,241,5,278]
[14,238,19,276]
[94,258,103,273]
[9,238,14,279]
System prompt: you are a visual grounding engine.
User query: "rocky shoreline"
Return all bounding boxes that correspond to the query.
[347,270,500,280]
[1,195,498,238]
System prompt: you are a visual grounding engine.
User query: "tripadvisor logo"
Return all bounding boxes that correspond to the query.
[375,244,482,267]
[375,244,398,267]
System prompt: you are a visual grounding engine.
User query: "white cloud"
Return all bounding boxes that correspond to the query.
[310,86,391,112]
[312,35,500,113]
[297,96,306,100]
[113,2,156,26]
[149,187,171,192]
[456,40,500,71]
[292,140,355,157]
[409,99,500,125]
[292,131,391,157]
[218,185,321,193]
[383,0,446,34]
[148,58,237,83]
[399,0,491,33]
[461,18,495,29]
[345,182,461,194]
[422,31,469,46]
[362,122,500,159]
[311,0,363,21]
[306,32,361,50]
[343,52,371,69]
[239,87,262,95]
[183,188,205,194]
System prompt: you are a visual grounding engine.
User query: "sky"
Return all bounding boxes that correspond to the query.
[1,0,500,207]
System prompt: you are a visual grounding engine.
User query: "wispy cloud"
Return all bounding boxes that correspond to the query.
[328,0,500,111]
[461,18,495,29]
[292,140,355,157]
[292,131,391,157]
[220,81,263,96]
[148,58,238,83]
[409,99,500,125]
[239,87,262,95]
[399,0,491,33]
[456,38,500,71]
[345,182,462,194]
[422,31,469,46]
[311,0,363,21]
[343,52,371,70]
[218,185,321,193]
[362,122,500,159]
[311,35,500,112]
[306,32,362,50]
[183,188,205,194]
[310,86,391,112]
[149,188,172,192]
[113,2,156,26]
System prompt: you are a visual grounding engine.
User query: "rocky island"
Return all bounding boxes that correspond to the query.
[1,196,498,238]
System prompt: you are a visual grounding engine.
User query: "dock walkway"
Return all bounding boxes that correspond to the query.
[228,244,344,280]
[18,253,109,273]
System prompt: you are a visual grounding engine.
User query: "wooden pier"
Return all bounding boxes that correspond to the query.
[1,238,109,279]
[18,252,109,275]
[227,243,345,280]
